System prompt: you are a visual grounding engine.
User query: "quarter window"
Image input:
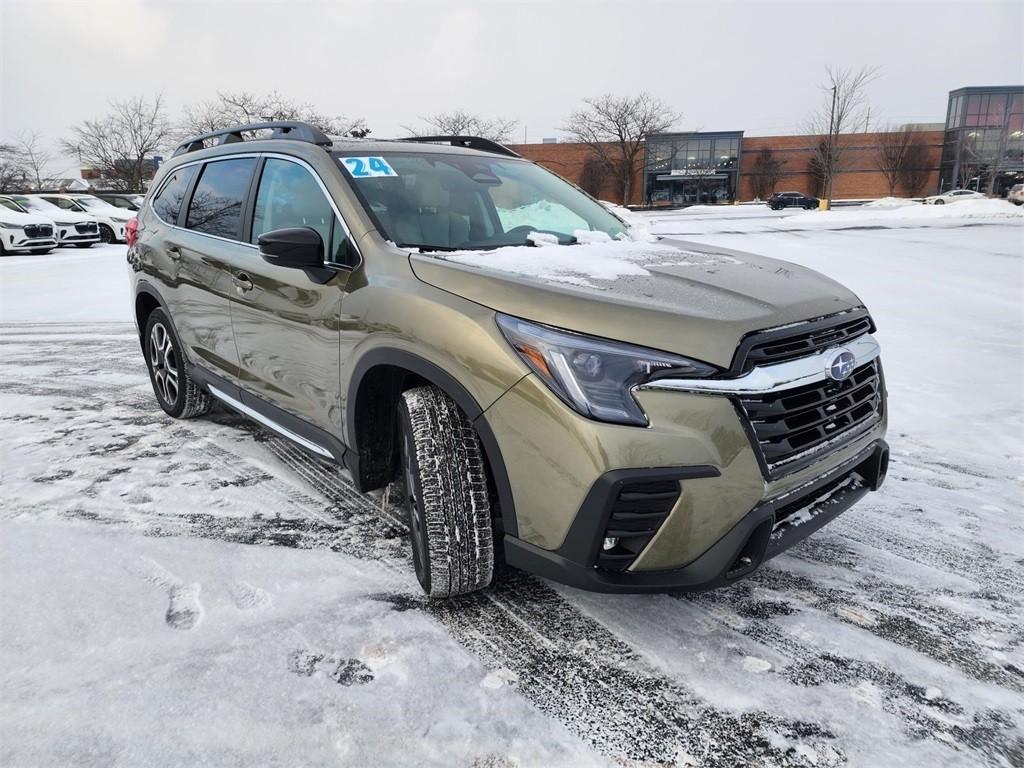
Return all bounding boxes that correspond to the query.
[251,159,335,248]
[152,166,198,224]
[186,158,257,240]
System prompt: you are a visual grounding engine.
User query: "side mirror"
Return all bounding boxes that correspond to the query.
[257,226,333,284]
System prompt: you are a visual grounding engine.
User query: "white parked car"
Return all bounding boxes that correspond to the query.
[1008,183,1024,206]
[37,193,134,244]
[13,195,100,247]
[923,189,987,205]
[0,196,58,255]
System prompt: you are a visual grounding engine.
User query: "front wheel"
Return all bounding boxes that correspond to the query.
[143,308,211,419]
[74,243,94,248]
[98,224,114,244]
[395,386,494,598]
[934,199,945,205]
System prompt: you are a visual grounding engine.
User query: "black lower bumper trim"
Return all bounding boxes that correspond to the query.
[504,439,889,594]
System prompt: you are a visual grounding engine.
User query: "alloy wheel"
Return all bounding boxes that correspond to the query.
[149,322,179,406]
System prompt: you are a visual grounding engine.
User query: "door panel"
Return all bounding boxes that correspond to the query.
[229,259,347,433]
[228,156,352,435]
[144,162,241,380]
[165,229,245,380]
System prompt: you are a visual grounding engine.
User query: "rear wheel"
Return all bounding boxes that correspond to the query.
[395,385,494,598]
[143,308,211,419]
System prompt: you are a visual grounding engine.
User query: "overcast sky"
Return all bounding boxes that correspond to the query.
[2,0,1021,173]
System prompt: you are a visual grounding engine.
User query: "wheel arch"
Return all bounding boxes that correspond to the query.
[346,347,518,538]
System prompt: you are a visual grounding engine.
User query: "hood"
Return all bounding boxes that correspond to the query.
[0,209,54,227]
[52,211,97,225]
[409,238,863,369]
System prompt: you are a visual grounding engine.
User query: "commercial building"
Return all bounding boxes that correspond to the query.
[509,85,1021,206]
[940,86,1024,195]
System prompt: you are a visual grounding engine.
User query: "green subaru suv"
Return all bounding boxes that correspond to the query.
[128,121,888,598]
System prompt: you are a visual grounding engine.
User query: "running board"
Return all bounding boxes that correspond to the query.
[207,385,334,460]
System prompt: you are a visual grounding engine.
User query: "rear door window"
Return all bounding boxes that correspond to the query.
[152,165,198,224]
[186,158,257,240]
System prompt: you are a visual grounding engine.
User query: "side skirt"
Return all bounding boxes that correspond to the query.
[188,363,350,466]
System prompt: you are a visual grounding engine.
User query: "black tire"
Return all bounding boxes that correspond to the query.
[396,385,493,598]
[934,199,945,205]
[98,224,114,244]
[74,243,94,248]
[143,308,211,419]
[29,247,52,255]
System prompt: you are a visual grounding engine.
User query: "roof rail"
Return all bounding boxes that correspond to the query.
[399,135,521,158]
[171,121,333,157]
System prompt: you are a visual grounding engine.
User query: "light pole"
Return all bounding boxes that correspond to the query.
[823,84,838,210]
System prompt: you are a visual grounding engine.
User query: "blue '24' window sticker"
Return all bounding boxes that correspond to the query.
[342,157,397,178]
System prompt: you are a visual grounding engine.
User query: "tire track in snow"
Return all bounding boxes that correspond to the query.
[4,324,1022,767]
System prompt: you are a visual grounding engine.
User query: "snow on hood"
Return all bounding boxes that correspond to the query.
[0,208,54,226]
[430,234,741,287]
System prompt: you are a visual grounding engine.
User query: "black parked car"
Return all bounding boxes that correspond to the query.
[767,191,819,210]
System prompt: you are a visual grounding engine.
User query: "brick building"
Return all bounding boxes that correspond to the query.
[510,84,1022,207]
[509,130,945,206]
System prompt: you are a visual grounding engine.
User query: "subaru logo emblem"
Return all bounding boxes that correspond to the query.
[826,348,856,381]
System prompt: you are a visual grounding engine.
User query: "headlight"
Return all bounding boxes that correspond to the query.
[496,314,717,426]
[0,221,23,229]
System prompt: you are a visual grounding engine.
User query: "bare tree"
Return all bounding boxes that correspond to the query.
[180,91,368,140]
[749,147,786,200]
[405,109,518,142]
[0,142,28,192]
[13,132,57,190]
[874,126,911,196]
[62,96,174,192]
[803,66,879,206]
[578,152,610,198]
[563,92,679,205]
[956,135,985,190]
[898,136,932,196]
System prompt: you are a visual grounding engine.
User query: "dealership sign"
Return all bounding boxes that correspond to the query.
[670,167,718,176]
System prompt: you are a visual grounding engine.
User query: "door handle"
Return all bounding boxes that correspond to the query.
[233,272,254,292]
[166,245,181,261]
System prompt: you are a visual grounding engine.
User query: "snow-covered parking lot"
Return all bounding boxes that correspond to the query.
[2,203,1022,767]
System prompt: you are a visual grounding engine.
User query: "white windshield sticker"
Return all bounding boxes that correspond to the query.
[341,156,397,178]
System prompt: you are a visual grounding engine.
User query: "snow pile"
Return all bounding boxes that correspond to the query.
[787,197,1023,226]
[600,200,655,240]
[863,197,921,209]
[435,237,709,286]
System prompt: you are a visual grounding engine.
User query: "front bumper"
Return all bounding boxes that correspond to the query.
[504,439,888,593]
[0,228,57,252]
[55,225,100,245]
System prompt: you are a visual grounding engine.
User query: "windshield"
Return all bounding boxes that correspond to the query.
[0,199,25,213]
[42,197,84,211]
[13,196,61,214]
[334,151,627,250]
[75,196,114,211]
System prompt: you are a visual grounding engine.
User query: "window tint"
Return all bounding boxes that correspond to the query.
[153,166,198,224]
[186,158,257,240]
[44,197,78,210]
[251,159,334,247]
